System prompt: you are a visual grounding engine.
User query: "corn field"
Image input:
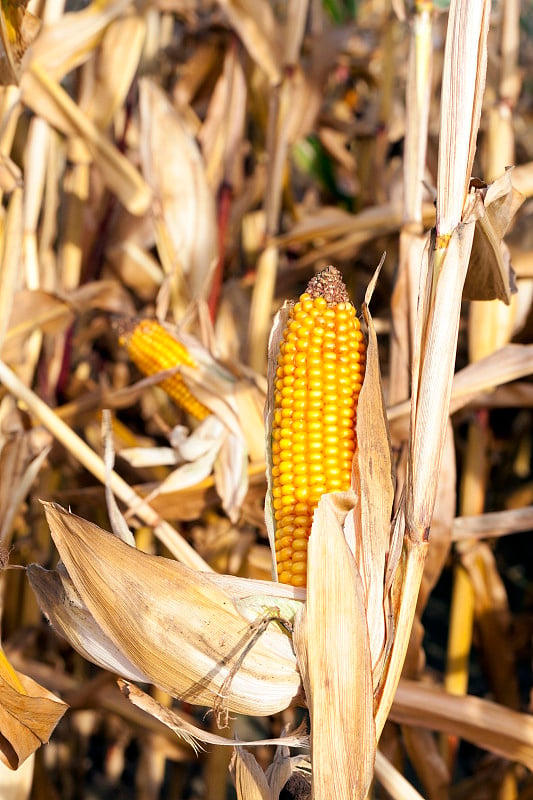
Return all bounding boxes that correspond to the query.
[0,0,533,798]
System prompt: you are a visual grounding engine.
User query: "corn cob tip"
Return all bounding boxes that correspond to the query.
[111,315,137,348]
[306,266,349,305]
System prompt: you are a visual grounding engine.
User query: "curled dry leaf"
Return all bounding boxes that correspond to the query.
[29,503,302,719]
[464,171,524,304]
[0,647,67,769]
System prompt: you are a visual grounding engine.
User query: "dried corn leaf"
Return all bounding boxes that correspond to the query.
[139,79,218,304]
[120,681,307,751]
[34,502,301,717]
[464,171,524,303]
[78,15,145,130]
[26,0,132,82]
[0,647,67,769]
[452,505,533,541]
[21,63,151,215]
[391,679,533,770]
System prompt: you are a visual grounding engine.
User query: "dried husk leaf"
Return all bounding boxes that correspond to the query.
[297,494,375,800]
[36,503,301,717]
[464,171,524,303]
[199,44,247,190]
[2,281,131,363]
[139,79,218,304]
[78,15,145,130]
[0,648,67,769]
[391,679,533,770]
[349,268,396,686]
[264,300,291,576]
[2,289,73,362]
[120,681,308,752]
[230,747,272,800]
[27,565,149,681]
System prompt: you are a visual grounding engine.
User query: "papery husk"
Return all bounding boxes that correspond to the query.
[138,79,218,307]
[31,503,302,718]
[349,264,396,687]
[27,565,148,682]
[293,494,375,800]
[263,299,292,578]
[0,647,67,769]
[119,681,308,753]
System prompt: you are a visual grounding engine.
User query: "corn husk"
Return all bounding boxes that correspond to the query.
[138,79,218,309]
[28,502,302,719]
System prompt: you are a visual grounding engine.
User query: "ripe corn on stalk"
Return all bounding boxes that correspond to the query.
[117,319,211,421]
[271,267,366,587]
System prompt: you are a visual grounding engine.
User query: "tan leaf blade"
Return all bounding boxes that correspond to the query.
[38,502,301,718]
[301,494,376,800]
[391,679,533,771]
[0,648,67,769]
[119,681,308,752]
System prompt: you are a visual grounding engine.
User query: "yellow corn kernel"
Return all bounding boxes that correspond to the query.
[117,319,211,421]
[271,266,366,588]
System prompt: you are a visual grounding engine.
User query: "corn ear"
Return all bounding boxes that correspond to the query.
[117,318,211,421]
[270,266,366,587]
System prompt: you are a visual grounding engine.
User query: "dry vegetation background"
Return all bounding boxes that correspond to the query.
[0,0,533,798]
